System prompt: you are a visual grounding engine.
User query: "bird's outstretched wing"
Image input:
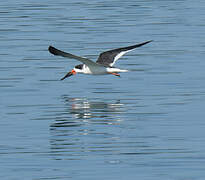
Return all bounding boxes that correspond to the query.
[96,40,152,67]
[48,46,101,67]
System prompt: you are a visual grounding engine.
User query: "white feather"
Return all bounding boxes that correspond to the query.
[106,67,128,73]
[110,49,132,66]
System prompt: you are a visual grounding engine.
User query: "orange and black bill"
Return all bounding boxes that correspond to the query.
[61,69,76,80]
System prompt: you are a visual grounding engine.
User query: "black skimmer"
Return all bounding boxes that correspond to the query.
[48,40,152,80]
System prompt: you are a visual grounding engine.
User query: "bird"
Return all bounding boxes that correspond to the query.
[48,40,152,80]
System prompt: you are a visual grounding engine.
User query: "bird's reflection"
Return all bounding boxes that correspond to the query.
[50,95,124,128]
[66,96,123,120]
[49,96,125,158]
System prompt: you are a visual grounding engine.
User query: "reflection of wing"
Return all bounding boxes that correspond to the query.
[48,46,102,67]
[96,40,153,67]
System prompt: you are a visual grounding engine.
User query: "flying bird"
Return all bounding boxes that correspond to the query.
[48,40,152,80]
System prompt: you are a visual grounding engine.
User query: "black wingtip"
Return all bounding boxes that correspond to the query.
[130,40,153,49]
[141,40,153,46]
[48,45,58,55]
[122,40,153,51]
[48,45,52,52]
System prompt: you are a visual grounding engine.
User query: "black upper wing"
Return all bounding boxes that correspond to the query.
[96,40,152,67]
[48,46,101,67]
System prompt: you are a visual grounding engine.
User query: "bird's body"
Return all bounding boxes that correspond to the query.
[48,40,152,80]
[73,64,128,75]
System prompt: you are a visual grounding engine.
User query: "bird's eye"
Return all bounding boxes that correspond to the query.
[75,64,83,70]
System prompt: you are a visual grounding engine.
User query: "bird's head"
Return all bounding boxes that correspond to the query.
[60,64,84,80]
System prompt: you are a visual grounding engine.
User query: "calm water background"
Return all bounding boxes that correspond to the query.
[1,0,205,179]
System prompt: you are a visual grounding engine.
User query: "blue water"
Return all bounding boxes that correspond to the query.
[1,0,205,179]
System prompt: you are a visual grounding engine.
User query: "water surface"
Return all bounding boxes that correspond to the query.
[1,0,205,180]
